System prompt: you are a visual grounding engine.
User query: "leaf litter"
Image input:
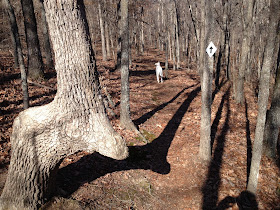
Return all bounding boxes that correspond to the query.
[0,48,279,209]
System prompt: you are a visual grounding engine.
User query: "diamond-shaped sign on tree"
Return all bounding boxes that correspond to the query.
[206,42,217,58]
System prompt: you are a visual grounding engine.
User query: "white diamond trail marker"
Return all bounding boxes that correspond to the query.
[206,42,217,58]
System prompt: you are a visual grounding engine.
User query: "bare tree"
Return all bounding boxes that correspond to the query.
[36,0,53,68]
[235,0,255,104]
[119,0,146,141]
[98,0,107,61]
[4,0,29,109]
[247,0,280,194]
[174,0,180,69]
[198,0,214,161]
[21,0,44,80]
[263,49,280,158]
[119,0,134,129]
[0,0,128,209]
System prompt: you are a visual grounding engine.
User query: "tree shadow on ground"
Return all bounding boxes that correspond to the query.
[0,73,20,86]
[130,69,155,77]
[244,100,252,184]
[134,83,199,126]
[0,90,56,115]
[211,88,230,149]
[202,87,230,209]
[44,69,57,80]
[214,46,223,89]
[212,78,228,102]
[56,86,201,198]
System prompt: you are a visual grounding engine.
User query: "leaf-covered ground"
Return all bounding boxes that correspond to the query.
[0,48,279,209]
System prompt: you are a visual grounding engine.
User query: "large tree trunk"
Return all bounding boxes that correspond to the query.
[21,0,44,80]
[0,1,128,209]
[198,0,213,162]
[247,0,280,194]
[4,0,29,109]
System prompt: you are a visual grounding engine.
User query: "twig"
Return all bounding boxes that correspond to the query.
[27,79,55,90]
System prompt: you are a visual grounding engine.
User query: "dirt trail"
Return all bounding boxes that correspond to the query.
[0,49,279,209]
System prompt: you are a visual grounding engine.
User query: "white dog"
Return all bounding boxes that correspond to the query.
[155,62,163,83]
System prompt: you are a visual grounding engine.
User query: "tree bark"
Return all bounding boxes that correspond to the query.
[198,0,213,162]
[263,40,280,158]
[105,21,111,59]
[21,0,44,80]
[115,1,121,70]
[98,0,107,61]
[198,0,205,77]
[164,41,169,78]
[119,0,145,142]
[235,0,254,105]
[140,7,144,55]
[4,0,29,109]
[6,0,19,68]
[174,1,180,69]
[263,65,280,158]
[119,0,134,130]
[247,0,280,194]
[0,1,128,209]
[36,0,53,68]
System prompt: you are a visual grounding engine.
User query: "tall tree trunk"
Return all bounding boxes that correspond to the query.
[115,1,121,70]
[119,0,145,142]
[172,32,176,70]
[164,41,169,79]
[157,4,161,50]
[0,1,128,209]
[105,21,111,59]
[119,0,133,130]
[225,31,231,80]
[140,8,144,54]
[109,27,115,59]
[231,31,238,97]
[6,2,19,68]
[21,0,44,80]
[36,0,53,68]
[198,0,205,77]
[174,1,180,69]
[168,31,172,60]
[247,0,280,194]
[198,0,213,162]
[4,0,29,109]
[235,0,254,104]
[98,0,107,61]
[263,67,280,158]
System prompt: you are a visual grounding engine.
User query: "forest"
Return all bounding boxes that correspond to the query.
[0,0,279,209]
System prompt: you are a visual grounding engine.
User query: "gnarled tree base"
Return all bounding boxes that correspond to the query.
[0,100,128,209]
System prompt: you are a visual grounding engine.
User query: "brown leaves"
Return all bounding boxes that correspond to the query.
[0,49,279,209]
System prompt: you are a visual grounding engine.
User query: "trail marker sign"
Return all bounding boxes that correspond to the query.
[206,42,217,57]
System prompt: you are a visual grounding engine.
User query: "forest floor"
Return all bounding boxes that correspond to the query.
[0,48,280,209]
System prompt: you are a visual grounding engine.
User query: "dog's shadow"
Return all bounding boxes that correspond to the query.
[130,69,155,77]
[56,85,201,197]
